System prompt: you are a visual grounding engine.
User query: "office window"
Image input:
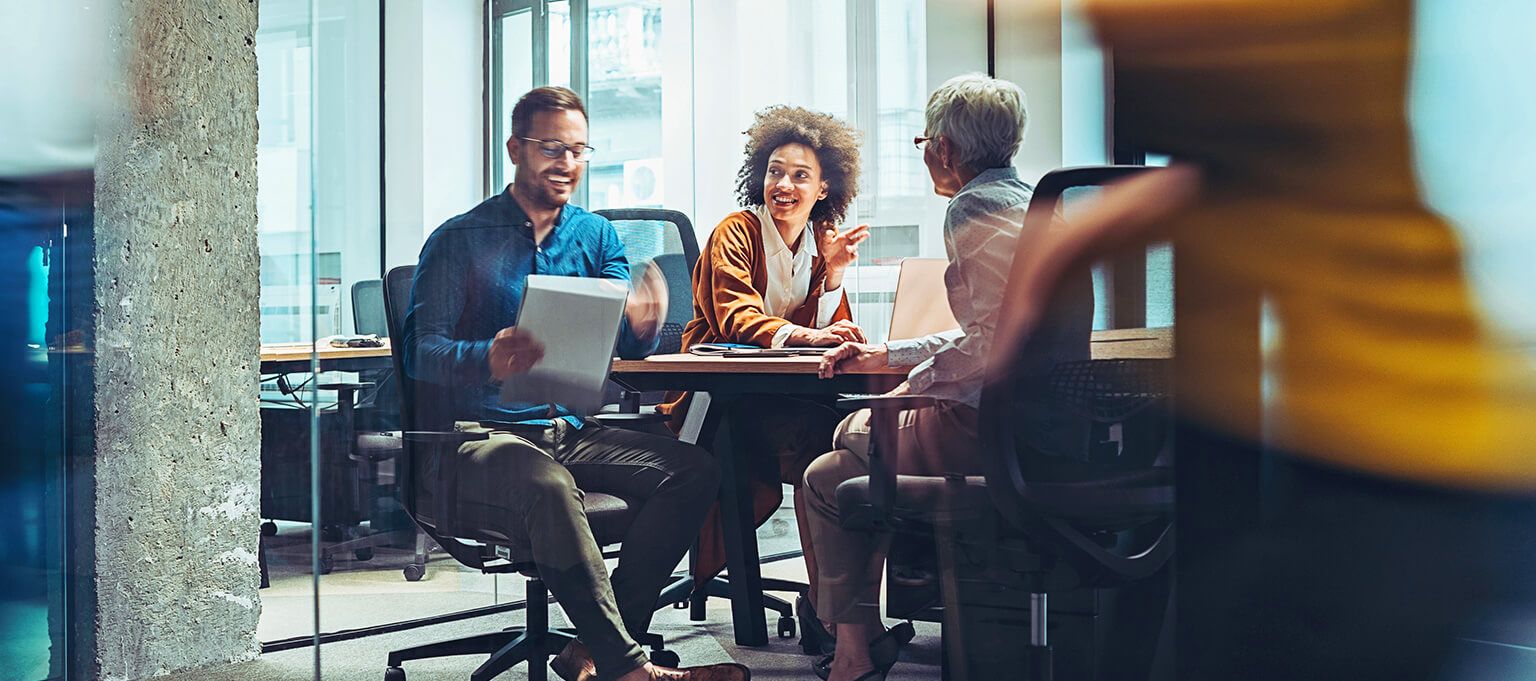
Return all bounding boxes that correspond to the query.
[489,0,998,341]
[257,0,381,344]
[492,0,676,211]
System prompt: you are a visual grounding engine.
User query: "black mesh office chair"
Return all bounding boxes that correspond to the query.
[597,208,808,641]
[835,166,1174,681]
[353,279,390,338]
[380,266,680,681]
[594,209,698,422]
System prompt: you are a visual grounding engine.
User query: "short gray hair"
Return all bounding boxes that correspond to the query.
[924,73,1028,170]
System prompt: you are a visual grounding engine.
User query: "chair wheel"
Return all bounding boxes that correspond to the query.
[355,547,375,561]
[260,521,278,537]
[673,600,689,610]
[319,555,335,575]
[649,650,680,668]
[384,665,406,681]
[403,563,426,582]
[778,616,796,639]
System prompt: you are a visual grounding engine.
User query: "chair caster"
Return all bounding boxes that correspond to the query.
[649,650,680,668]
[673,600,689,610]
[261,521,278,537]
[355,547,374,561]
[384,665,406,681]
[403,563,426,582]
[319,555,335,575]
[778,616,796,639]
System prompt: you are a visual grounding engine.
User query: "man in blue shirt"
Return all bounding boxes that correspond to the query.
[403,87,743,681]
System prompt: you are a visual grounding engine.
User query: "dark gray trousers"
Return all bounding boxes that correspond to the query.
[454,419,719,679]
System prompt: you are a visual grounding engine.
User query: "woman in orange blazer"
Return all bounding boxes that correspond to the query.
[661,105,869,653]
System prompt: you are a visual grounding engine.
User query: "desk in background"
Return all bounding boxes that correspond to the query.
[610,326,1174,645]
[260,340,393,374]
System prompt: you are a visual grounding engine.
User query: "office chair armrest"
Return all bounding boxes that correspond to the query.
[317,381,373,392]
[837,395,938,411]
[402,431,489,445]
[592,411,670,428]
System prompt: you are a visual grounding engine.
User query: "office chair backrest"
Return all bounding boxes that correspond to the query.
[979,165,1173,584]
[382,264,489,568]
[352,279,389,338]
[595,208,698,354]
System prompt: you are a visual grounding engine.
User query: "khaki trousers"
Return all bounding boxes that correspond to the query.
[801,402,983,623]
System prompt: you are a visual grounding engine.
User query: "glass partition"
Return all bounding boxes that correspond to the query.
[255,0,512,657]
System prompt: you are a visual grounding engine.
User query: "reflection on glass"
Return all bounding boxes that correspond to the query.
[255,0,501,648]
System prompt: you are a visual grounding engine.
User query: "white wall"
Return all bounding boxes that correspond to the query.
[384,0,485,269]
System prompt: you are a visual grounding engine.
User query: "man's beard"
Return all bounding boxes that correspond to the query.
[514,167,574,211]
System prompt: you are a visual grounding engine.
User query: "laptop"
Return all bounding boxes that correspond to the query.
[886,257,959,341]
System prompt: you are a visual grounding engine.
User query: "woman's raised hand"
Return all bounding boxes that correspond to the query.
[817,222,871,273]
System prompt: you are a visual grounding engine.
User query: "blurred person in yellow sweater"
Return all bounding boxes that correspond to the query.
[992,0,1536,678]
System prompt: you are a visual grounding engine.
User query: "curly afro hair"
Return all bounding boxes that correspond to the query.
[734,106,862,226]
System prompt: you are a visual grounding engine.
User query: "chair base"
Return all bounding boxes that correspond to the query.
[680,575,800,641]
[388,577,678,681]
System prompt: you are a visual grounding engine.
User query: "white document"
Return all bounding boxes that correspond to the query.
[500,274,629,414]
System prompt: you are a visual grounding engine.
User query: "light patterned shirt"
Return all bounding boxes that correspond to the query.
[886,167,1033,407]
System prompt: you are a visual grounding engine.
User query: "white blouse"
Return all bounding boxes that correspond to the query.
[752,205,846,347]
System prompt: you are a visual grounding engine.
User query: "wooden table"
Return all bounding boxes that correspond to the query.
[259,341,393,374]
[610,327,1173,645]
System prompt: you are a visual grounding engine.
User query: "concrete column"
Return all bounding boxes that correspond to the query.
[91,1,262,678]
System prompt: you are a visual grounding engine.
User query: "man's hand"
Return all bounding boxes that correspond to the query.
[488,327,545,381]
[625,262,669,341]
[818,341,888,378]
[791,319,867,347]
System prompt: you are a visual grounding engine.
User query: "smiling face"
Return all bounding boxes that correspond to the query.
[506,108,588,210]
[762,142,829,229]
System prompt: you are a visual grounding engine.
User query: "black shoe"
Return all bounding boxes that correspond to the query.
[812,621,915,680]
[797,594,837,656]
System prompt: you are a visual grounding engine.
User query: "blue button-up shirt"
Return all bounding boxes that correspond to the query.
[401,189,657,424]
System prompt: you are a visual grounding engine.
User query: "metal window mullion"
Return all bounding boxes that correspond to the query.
[848,0,878,221]
[532,0,549,86]
[570,0,589,207]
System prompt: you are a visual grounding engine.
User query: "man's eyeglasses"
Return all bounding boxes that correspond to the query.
[520,137,597,162]
[913,135,933,150]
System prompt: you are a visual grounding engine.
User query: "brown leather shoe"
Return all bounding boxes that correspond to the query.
[652,662,752,681]
[550,639,598,681]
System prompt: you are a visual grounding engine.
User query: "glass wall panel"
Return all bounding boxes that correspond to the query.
[259,0,505,651]
[255,0,323,649]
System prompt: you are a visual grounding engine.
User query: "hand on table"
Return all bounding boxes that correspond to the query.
[817,342,888,379]
[791,319,867,347]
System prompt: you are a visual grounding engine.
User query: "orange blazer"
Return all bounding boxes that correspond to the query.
[663,209,853,585]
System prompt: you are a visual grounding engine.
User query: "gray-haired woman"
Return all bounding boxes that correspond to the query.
[800,73,1093,681]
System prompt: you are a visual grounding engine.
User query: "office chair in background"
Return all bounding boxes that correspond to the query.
[834,166,1174,681]
[379,265,681,681]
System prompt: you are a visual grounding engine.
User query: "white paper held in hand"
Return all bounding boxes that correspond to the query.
[500,275,629,414]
